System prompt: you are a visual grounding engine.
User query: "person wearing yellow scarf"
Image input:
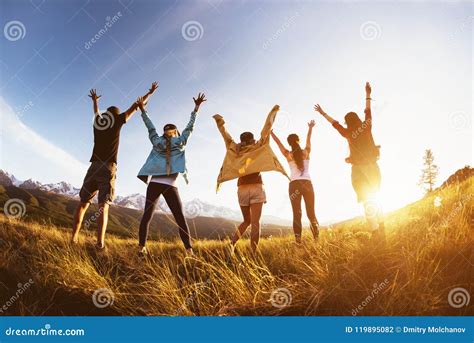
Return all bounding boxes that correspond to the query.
[213,105,289,253]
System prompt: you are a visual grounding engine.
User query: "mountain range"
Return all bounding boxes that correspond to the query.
[0,170,291,226]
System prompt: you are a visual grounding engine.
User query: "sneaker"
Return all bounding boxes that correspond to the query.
[228,243,236,256]
[95,243,107,252]
[295,235,302,245]
[138,246,148,258]
[71,235,79,244]
[185,248,195,258]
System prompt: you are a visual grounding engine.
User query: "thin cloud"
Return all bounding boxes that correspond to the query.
[0,96,87,184]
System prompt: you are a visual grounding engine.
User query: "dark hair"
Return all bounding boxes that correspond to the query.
[287,134,304,172]
[106,106,121,116]
[344,112,363,131]
[163,123,177,132]
[240,132,255,146]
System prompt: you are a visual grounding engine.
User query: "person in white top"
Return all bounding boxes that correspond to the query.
[271,120,319,243]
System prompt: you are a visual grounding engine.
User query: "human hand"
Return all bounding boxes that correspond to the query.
[88,89,101,101]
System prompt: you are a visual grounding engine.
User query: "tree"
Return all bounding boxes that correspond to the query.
[419,149,439,193]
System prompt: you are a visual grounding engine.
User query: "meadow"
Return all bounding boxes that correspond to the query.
[0,177,472,316]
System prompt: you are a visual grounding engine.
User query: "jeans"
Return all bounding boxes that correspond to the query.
[139,182,192,249]
[288,180,319,239]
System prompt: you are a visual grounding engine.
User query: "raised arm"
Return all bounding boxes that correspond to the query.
[124,82,159,122]
[305,120,315,151]
[364,81,372,123]
[213,114,235,148]
[314,103,347,138]
[271,131,290,158]
[314,104,335,124]
[179,92,206,145]
[259,104,280,143]
[88,89,101,115]
[136,96,161,146]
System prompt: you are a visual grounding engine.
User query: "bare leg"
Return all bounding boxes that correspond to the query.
[364,200,380,231]
[96,203,109,248]
[232,206,251,246]
[249,202,263,253]
[72,202,90,243]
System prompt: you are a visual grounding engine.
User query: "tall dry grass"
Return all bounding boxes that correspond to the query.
[0,178,472,316]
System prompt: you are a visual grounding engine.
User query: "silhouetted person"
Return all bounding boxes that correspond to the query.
[271,120,319,244]
[315,82,384,237]
[71,83,158,249]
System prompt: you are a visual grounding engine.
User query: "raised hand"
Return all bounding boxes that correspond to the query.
[193,92,207,106]
[193,92,207,111]
[88,89,101,101]
[308,119,316,128]
[213,114,223,121]
[272,105,280,112]
[149,82,159,94]
[314,104,325,115]
[365,82,372,96]
[136,96,146,112]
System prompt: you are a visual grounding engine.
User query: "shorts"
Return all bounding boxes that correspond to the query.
[351,163,381,203]
[237,183,267,207]
[79,162,117,204]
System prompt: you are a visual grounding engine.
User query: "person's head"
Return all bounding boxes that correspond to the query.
[163,124,179,138]
[239,132,255,147]
[344,112,362,130]
[287,133,304,172]
[106,106,121,116]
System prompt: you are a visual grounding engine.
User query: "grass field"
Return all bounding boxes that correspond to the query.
[0,177,472,316]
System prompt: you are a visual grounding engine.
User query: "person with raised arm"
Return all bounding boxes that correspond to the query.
[271,120,319,244]
[136,92,206,258]
[72,83,159,249]
[314,82,384,237]
[213,105,289,254]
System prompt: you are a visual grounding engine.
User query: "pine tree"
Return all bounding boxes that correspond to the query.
[419,149,439,193]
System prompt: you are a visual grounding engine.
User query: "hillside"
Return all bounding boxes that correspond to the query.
[0,185,291,240]
[0,173,472,316]
[0,169,293,226]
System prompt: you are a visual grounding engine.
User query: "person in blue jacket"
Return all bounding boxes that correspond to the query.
[135,92,206,257]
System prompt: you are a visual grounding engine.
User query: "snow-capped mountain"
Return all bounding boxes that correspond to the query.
[0,170,21,187]
[42,181,81,197]
[0,170,290,225]
[114,193,146,210]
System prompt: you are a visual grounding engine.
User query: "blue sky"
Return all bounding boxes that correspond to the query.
[0,0,472,222]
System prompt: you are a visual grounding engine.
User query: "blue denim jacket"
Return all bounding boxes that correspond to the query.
[137,110,197,184]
